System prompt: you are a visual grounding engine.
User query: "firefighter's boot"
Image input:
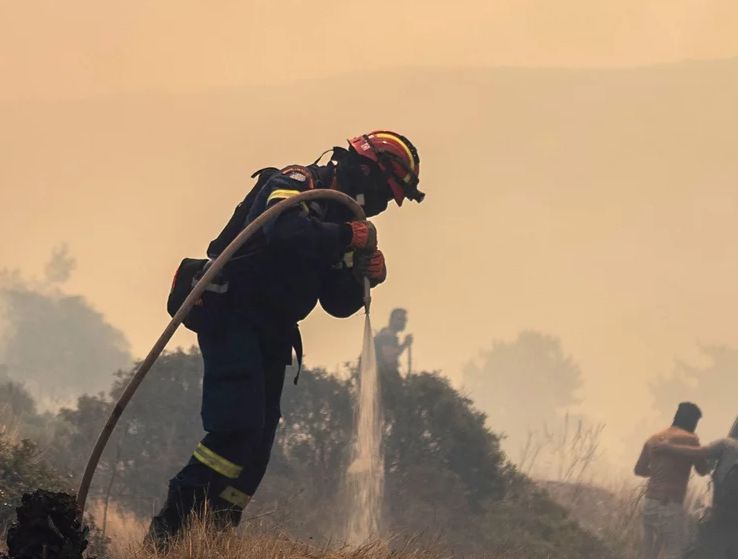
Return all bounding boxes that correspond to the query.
[144,483,205,551]
[210,485,251,530]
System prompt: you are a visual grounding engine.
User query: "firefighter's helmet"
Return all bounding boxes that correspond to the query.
[348,131,423,205]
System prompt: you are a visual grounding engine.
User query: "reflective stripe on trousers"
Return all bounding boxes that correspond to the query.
[193,443,243,479]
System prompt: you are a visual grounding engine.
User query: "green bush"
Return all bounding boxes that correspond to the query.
[40,350,620,557]
[0,435,62,529]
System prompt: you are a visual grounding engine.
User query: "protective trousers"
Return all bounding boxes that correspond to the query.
[148,313,291,543]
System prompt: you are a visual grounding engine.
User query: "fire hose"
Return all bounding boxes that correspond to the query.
[77,189,368,516]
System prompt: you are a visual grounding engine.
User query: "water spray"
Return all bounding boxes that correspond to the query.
[343,275,385,544]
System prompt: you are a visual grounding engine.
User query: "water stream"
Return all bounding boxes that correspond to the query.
[344,312,385,545]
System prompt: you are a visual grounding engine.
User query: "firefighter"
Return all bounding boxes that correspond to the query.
[147,131,424,547]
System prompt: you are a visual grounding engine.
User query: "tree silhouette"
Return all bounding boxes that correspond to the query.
[462,331,583,457]
[0,269,131,398]
[650,345,738,439]
[47,348,616,557]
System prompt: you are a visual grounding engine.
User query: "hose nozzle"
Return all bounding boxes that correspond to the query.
[363,277,371,315]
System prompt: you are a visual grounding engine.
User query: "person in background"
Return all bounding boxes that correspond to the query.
[654,415,738,558]
[374,308,413,373]
[634,402,711,559]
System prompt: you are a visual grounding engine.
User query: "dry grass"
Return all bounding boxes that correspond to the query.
[543,478,645,557]
[89,504,459,559]
[518,414,605,484]
[114,518,454,559]
[83,470,708,559]
[87,499,148,556]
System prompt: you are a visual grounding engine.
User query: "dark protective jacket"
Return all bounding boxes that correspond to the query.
[207,165,365,326]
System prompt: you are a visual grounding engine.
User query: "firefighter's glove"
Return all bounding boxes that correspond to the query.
[347,220,378,251]
[355,250,387,287]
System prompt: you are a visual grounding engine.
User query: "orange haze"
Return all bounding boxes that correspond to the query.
[3,1,738,467]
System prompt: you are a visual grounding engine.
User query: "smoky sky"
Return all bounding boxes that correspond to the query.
[3,1,738,101]
[3,3,738,468]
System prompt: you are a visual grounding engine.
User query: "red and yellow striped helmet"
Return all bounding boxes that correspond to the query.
[348,130,423,206]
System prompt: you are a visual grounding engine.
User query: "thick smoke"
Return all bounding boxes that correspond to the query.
[0,249,131,404]
[650,345,738,444]
[462,331,599,480]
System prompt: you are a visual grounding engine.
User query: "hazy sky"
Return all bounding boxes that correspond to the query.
[4,1,738,468]
[3,0,738,101]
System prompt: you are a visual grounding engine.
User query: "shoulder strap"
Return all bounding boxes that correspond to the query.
[206,167,280,258]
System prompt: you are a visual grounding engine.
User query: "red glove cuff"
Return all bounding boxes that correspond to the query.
[366,250,387,286]
[348,221,377,250]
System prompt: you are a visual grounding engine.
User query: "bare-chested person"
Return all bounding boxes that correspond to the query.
[655,415,738,558]
[634,402,710,558]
